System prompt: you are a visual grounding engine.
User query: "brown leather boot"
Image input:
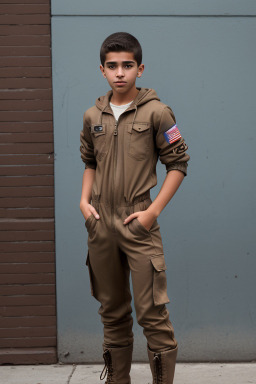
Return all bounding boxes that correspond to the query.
[147,345,178,384]
[100,344,133,384]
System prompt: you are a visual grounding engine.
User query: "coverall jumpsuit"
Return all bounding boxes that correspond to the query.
[80,88,190,353]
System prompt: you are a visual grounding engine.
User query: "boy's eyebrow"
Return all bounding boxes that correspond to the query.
[105,60,136,65]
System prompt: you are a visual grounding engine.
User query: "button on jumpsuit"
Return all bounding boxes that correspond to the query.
[80,88,190,353]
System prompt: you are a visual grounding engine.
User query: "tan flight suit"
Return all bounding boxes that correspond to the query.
[80,88,190,353]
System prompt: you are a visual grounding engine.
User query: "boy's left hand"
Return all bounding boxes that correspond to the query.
[123,209,157,232]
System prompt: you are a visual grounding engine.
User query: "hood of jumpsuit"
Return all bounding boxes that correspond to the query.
[95,88,160,116]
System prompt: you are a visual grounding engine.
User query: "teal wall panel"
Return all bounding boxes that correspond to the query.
[52,15,256,362]
[52,0,256,16]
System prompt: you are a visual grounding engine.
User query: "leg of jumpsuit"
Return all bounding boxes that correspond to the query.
[85,199,133,383]
[117,196,178,384]
[85,194,178,383]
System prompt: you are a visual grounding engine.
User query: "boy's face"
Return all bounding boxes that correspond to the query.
[100,51,144,97]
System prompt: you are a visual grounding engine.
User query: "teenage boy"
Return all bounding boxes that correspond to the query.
[80,32,190,384]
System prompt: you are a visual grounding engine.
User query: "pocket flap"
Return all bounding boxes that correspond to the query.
[132,123,151,133]
[151,255,170,305]
[151,256,167,272]
[127,122,151,133]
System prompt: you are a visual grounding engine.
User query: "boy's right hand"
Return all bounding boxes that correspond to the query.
[80,201,100,221]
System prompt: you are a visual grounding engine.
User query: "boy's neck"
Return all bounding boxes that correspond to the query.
[110,87,139,106]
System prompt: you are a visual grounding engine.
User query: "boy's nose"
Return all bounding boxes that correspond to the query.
[116,67,124,77]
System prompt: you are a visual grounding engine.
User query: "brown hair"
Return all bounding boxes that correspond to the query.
[100,32,142,66]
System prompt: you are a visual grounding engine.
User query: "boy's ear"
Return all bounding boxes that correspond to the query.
[100,64,106,78]
[137,63,145,78]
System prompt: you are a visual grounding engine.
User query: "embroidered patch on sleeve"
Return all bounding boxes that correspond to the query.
[173,142,188,154]
[163,124,181,145]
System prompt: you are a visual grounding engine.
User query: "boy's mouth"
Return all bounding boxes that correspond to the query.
[115,81,127,85]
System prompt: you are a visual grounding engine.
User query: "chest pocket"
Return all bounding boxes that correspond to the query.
[91,124,107,161]
[128,123,152,161]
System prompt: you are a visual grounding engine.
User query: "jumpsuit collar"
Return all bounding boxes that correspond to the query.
[95,87,160,126]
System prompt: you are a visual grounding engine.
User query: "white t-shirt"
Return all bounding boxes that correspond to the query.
[110,100,133,121]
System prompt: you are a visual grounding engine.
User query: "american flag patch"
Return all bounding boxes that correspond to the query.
[163,124,181,145]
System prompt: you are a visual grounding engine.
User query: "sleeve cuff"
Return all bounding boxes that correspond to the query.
[85,162,97,170]
[166,162,188,176]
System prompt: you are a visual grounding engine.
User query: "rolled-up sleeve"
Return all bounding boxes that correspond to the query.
[155,106,190,176]
[80,112,97,170]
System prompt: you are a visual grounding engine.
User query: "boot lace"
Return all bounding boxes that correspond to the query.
[153,353,162,384]
[100,349,114,383]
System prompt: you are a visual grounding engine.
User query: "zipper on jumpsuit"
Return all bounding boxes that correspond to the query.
[107,105,137,231]
[111,119,118,231]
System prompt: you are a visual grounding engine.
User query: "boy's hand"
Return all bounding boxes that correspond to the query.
[80,201,100,221]
[123,209,157,231]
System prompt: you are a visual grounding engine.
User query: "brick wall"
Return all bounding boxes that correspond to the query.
[0,0,57,364]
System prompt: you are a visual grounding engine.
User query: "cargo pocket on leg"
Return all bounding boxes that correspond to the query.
[151,255,170,306]
[85,250,96,298]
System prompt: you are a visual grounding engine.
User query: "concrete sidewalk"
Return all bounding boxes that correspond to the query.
[1,363,256,384]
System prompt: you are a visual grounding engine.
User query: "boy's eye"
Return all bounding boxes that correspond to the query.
[106,64,134,70]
